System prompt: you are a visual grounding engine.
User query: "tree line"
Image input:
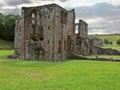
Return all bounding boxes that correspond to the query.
[0,13,20,41]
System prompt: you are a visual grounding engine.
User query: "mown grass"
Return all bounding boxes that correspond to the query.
[0,50,14,59]
[0,50,120,90]
[0,39,14,49]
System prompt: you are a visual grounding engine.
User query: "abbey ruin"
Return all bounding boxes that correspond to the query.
[14,4,103,62]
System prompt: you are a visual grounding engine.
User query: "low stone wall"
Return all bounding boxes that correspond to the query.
[72,54,120,62]
[91,46,120,55]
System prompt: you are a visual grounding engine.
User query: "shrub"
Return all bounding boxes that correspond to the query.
[116,39,120,45]
[103,39,109,44]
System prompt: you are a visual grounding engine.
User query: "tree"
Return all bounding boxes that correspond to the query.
[109,42,112,45]
[0,13,5,38]
[103,39,109,45]
[2,14,20,41]
[116,39,120,45]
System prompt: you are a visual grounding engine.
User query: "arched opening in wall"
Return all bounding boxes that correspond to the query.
[33,43,45,61]
[31,13,35,24]
[58,40,61,53]
[32,13,35,18]
[39,47,45,61]
[75,25,78,34]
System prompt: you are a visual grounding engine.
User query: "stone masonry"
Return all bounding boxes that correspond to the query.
[14,4,103,62]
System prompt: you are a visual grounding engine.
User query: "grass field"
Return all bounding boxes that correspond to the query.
[98,35,120,45]
[0,50,120,90]
[89,34,120,45]
[89,34,120,50]
[0,50,14,59]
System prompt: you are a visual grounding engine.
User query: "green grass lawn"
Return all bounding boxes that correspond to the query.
[0,50,14,59]
[0,50,120,90]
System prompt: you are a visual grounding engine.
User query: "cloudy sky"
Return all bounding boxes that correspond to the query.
[0,0,120,34]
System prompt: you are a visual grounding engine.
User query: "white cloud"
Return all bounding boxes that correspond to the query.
[1,6,15,9]
[0,0,120,34]
[85,18,103,24]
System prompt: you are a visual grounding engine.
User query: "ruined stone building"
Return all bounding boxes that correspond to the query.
[74,20,90,55]
[14,4,102,62]
[15,4,75,62]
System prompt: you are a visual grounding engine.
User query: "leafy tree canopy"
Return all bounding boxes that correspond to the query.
[0,13,20,41]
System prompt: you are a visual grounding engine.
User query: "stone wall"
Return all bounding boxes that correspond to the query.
[75,20,88,38]
[74,20,90,56]
[14,4,75,62]
[91,47,120,55]
[89,38,102,54]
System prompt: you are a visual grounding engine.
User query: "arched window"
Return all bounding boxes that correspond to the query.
[32,13,35,24]
[32,13,35,18]
[75,25,78,34]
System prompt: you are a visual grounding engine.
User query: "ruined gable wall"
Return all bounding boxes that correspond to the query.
[22,5,56,60]
[19,4,72,61]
